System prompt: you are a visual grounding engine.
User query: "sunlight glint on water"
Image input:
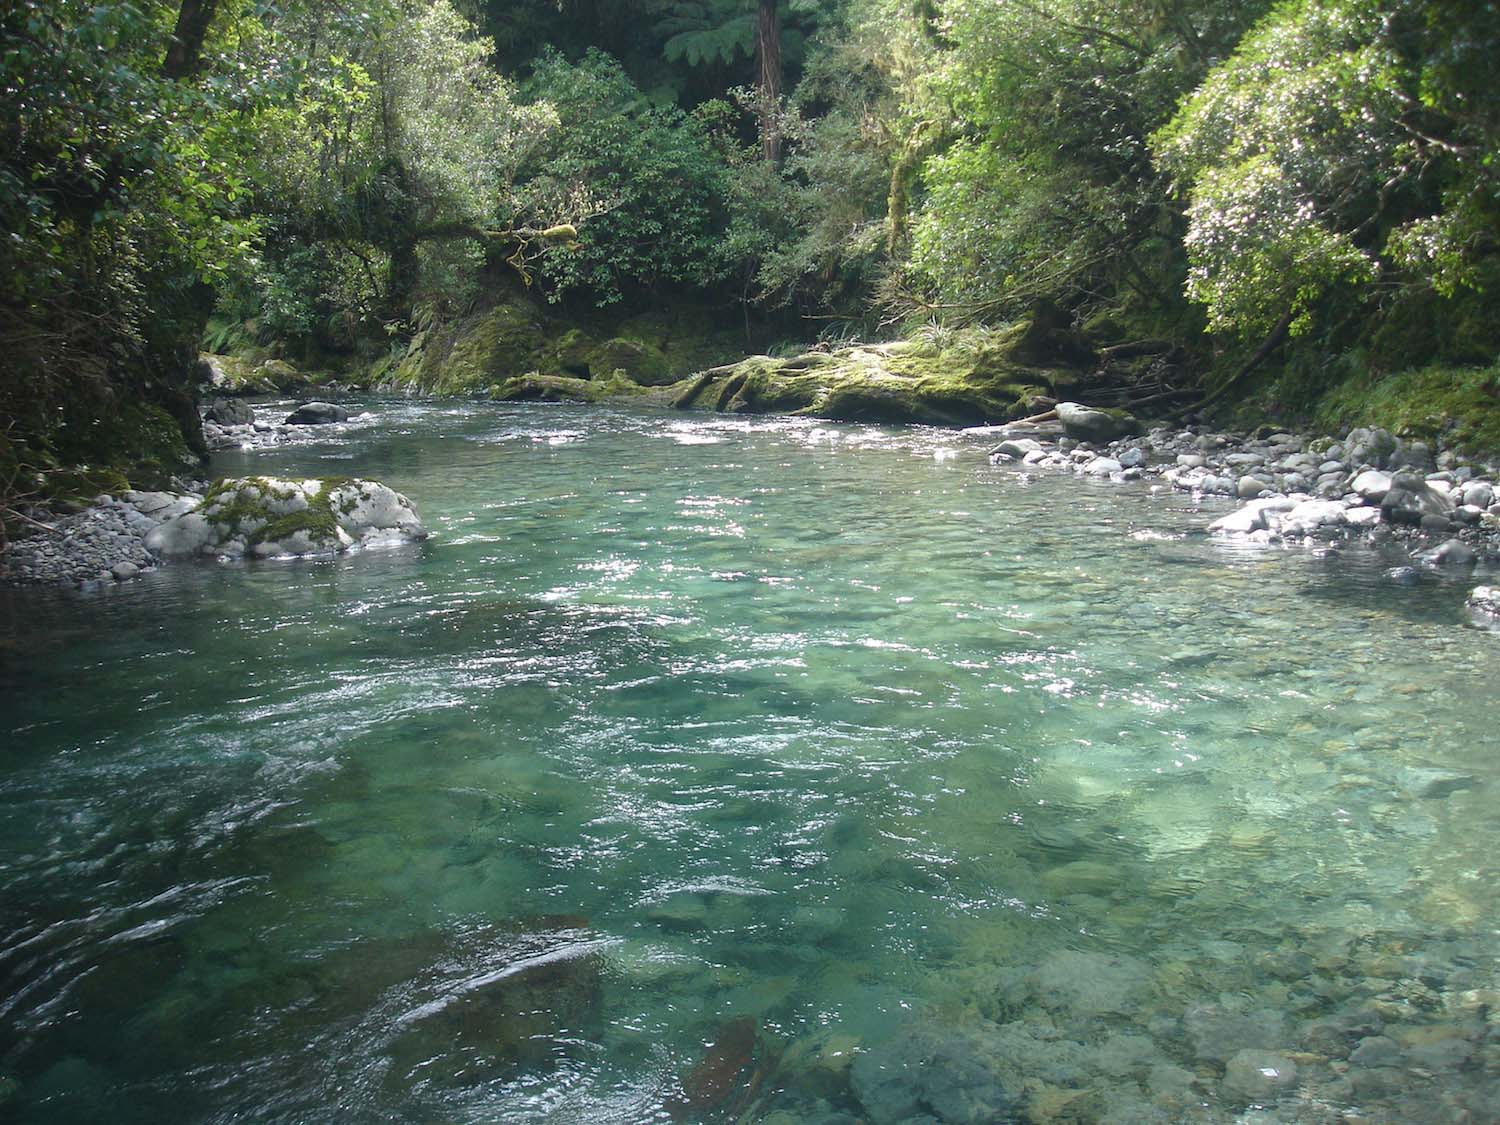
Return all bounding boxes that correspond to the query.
[1,401,1497,1122]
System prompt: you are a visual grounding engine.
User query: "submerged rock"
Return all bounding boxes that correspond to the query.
[1184,1003,1288,1063]
[851,1026,1019,1124]
[145,476,426,559]
[1221,1049,1299,1104]
[1469,585,1500,616]
[1418,538,1477,567]
[1023,950,1153,1019]
[1398,767,1478,799]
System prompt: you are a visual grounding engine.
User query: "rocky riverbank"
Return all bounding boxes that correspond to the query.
[1,475,426,587]
[0,491,202,587]
[978,403,1500,611]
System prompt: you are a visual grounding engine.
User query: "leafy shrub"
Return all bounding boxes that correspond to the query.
[521,50,731,304]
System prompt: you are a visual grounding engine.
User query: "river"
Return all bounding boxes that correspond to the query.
[1,400,1496,1121]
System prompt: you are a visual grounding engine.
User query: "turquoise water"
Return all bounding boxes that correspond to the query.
[2,402,1497,1122]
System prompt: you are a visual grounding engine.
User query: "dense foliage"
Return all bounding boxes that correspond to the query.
[518,50,729,305]
[4,0,1500,517]
[1,0,267,492]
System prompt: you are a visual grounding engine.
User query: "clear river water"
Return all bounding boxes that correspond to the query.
[2,401,1497,1123]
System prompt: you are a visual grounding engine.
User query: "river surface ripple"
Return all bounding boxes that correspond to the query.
[1,401,1498,1122]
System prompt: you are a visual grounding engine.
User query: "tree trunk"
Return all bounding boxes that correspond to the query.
[1168,308,1294,422]
[756,0,783,166]
[162,0,220,80]
[386,239,420,323]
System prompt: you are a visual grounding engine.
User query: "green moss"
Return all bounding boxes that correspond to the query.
[253,506,339,547]
[47,466,131,503]
[205,353,324,393]
[469,309,1079,427]
[666,331,1055,426]
[489,372,665,404]
[1310,363,1500,455]
[201,475,354,548]
[45,401,196,492]
[445,303,542,391]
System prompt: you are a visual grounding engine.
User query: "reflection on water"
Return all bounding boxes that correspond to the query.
[2,402,1498,1122]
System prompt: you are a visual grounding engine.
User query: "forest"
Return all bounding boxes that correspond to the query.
[3,0,1499,499]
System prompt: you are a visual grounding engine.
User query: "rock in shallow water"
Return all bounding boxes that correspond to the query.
[1382,479,1454,525]
[1418,538,1477,567]
[1351,469,1393,503]
[203,398,254,426]
[992,437,1042,459]
[284,401,349,425]
[1221,1049,1298,1104]
[851,1026,1017,1124]
[1024,949,1152,1019]
[1055,401,1140,444]
[145,477,426,559]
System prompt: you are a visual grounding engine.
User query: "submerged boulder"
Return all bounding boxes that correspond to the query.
[1468,586,1500,616]
[1418,538,1477,567]
[851,1025,1020,1124]
[145,476,426,559]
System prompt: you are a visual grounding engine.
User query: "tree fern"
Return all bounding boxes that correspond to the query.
[657,0,757,66]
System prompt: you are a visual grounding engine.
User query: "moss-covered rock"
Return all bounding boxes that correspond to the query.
[145,476,426,559]
[490,374,605,403]
[666,331,1063,427]
[1310,364,1500,457]
[1055,401,1143,443]
[42,401,199,494]
[202,353,327,395]
[380,289,741,395]
[488,372,672,406]
[546,332,674,385]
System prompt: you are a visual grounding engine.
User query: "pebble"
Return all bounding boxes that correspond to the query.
[0,494,191,587]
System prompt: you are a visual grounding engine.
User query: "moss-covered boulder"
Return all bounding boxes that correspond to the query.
[397,299,548,393]
[490,372,667,404]
[667,331,1064,427]
[201,354,324,395]
[547,331,674,386]
[379,287,742,395]
[489,374,606,403]
[145,477,426,560]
